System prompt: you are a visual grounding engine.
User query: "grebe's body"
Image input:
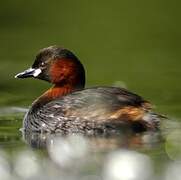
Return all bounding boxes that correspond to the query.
[16,46,161,134]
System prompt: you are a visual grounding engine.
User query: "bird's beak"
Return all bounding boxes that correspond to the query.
[15,68,42,78]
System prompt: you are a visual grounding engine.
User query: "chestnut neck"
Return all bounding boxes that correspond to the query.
[31,57,86,111]
[31,83,83,111]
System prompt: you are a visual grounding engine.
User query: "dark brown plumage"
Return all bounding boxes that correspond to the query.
[15,46,162,134]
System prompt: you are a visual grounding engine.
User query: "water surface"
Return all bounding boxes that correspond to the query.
[0,0,181,179]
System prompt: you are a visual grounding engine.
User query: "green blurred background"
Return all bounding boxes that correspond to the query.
[0,0,180,118]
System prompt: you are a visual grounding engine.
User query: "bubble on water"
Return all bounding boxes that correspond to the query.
[48,135,89,167]
[164,162,181,180]
[80,175,101,180]
[165,130,181,160]
[14,150,41,179]
[0,151,11,180]
[103,150,153,180]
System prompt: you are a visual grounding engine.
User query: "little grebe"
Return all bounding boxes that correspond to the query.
[15,46,162,134]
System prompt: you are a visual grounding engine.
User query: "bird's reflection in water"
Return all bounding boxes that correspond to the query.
[22,128,162,151]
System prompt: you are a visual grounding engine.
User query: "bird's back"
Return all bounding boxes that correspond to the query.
[24,87,158,134]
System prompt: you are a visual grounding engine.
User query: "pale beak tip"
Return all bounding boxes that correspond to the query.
[14,74,19,78]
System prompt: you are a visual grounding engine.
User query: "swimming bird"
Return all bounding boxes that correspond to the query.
[15,46,162,134]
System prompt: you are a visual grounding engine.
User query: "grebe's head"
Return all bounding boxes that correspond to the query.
[15,46,85,88]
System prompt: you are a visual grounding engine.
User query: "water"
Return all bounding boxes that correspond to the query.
[0,0,181,179]
[0,107,180,180]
